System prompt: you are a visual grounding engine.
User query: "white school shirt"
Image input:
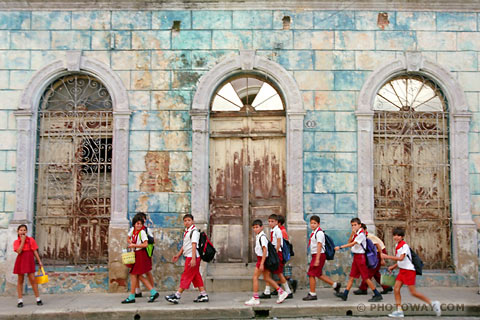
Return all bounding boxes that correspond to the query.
[271,225,283,251]
[183,225,200,258]
[129,226,153,238]
[128,229,148,251]
[396,242,416,271]
[351,229,367,254]
[310,228,325,255]
[255,231,269,257]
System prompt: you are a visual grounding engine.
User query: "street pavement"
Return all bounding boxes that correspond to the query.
[0,287,478,319]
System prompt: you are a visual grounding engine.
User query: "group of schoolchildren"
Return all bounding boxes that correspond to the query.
[13,212,442,317]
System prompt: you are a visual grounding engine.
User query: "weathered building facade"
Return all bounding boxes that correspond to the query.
[0,0,478,294]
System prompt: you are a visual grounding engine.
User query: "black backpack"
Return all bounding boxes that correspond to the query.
[407,248,424,275]
[259,235,280,272]
[190,229,216,262]
[315,229,335,260]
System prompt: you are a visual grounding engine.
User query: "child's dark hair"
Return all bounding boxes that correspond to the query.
[136,212,147,221]
[350,217,361,224]
[183,213,194,221]
[268,214,278,221]
[361,223,367,230]
[17,224,27,232]
[277,215,285,225]
[132,215,144,226]
[252,219,263,227]
[310,215,320,223]
[392,227,405,237]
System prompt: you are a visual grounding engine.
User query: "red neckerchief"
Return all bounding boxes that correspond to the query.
[395,240,406,255]
[308,227,322,247]
[352,229,364,241]
[132,227,143,244]
[183,225,195,239]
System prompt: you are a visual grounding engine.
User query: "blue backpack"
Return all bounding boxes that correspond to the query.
[361,237,379,269]
[282,239,293,262]
[315,229,335,260]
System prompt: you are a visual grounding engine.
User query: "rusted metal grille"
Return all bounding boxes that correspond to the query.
[35,74,112,266]
[373,75,452,270]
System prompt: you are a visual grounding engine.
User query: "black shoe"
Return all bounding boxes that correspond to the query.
[17,302,23,308]
[353,289,368,295]
[259,292,271,299]
[193,294,209,303]
[381,287,393,294]
[335,292,348,301]
[302,293,317,301]
[148,292,159,303]
[165,293,179,304]
[36,300,43,306]
[368,294,383,302]
[271,290,278,296]
[286,293,293,299]
[135,293,142,298]
[334,283,342,294]
[289,279,298,293]
[121,298,135,304]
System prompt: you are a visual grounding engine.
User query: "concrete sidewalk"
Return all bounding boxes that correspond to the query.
[0,287,478,319]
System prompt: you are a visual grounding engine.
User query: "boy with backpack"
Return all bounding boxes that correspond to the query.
[245,220,289,306]
[277,215,297,294]
[381,227,441,317]
[334,218,383,302]
[302,215,341,301]
[260,214,293,299]
[165,214,209,304]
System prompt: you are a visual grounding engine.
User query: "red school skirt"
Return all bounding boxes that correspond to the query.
[14,250,36,275]
[130,249,152,275]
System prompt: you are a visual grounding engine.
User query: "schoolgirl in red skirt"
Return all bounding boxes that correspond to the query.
[13,224,43,308]
[121,215,159,304]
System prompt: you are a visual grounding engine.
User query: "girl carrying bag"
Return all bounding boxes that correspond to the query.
[122,249,135,266]
[35,267,49,284]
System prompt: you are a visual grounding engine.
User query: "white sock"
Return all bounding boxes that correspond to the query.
[283,282,291,294]
[135,288,141,294]
[397,306,402,312]
[18,299,23,303]
[309,292,316,296]
[332,282,337,288]
[264,286,271,294]
[36,297,41,302]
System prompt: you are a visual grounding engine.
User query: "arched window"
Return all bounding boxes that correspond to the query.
[35,74,113,265]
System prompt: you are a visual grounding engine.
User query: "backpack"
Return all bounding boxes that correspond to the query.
[315,229,335,260]
[407,248,424,275]
[361,237,379,269]
[259,235,280,272]
[140,228,154,258]
[281,239,293,262]
[190,229,216,262]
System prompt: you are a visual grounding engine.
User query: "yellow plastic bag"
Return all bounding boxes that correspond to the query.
[122,251,135,265]
[35,267,49,284]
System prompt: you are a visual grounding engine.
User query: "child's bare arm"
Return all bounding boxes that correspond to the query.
[276,238,281,253]
[260,246,267,271]
[33,249,43,266]
[15,236,26,254]
[335,241,356,251]
[381,253,405,262]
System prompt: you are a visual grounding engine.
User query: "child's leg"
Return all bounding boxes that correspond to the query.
[17,274,25,299]
[27,273,40,298]
[252,268,261,294]
[407,285,431,304]
[318,275,334,286]
[393,280,403,308]
[309,276,316,293]
[130,275,139,294]
[146,271,154,288]
[138,274,153,291]
[364,278,377,291]
[345,277,355,290]
[263,271,280,290]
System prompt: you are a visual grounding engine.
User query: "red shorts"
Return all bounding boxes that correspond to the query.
[396,269,416,286]
[307,253,326,277]
[272,251,284,275]
[255,256,263,269]
[180,257,204,289]
[350,253,370,280]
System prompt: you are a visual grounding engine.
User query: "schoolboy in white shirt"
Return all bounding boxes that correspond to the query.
[245,219,289,306]
[165,214,208,304]
[381,227,441,318]
[334,218,383,302]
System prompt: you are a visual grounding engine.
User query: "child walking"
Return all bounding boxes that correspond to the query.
[245,219,289,306]
[165,214,209,304]
[13,224,43,308]
[302,215,341,300]
[334,218,383,302]
[260,214,293,299]
[381,227,441,318]
[121,215,159,304]
[277,215,297,293]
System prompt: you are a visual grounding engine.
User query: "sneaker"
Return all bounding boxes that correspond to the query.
[388,310,405,318]
[121,297,135,304]
[289,279,298,293]
[431,300,441,317]
[17,302,23,308]
[353,289,368,295]
[302,293,317,301]
[286,293,293,299]
[135,293,142,298]
[165,293,179,304]
[36,300,43,306]
[148,292,159,303]
[244,297,260,306]
[259,292,271,299]
[335,291,348,301]
[381,287,393,294]
[193,294,209,303]
[368,294,383,302]
[276,291,289,304]
[271,289,278,296]
[334,282,342,294]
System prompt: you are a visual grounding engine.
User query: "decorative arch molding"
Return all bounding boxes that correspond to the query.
[12,51,131,231]
[356,52,477,282]
[191,51,305,230]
